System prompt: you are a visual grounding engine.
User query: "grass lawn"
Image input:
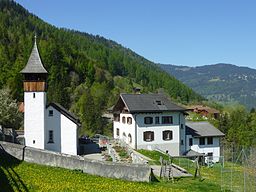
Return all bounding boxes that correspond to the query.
[138,149,256,192]
[137,149,195,172]
[0,153,224,192]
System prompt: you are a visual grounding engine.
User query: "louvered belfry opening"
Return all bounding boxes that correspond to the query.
[23,73,47,92]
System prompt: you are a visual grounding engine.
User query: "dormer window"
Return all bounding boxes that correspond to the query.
[156,100,162,105]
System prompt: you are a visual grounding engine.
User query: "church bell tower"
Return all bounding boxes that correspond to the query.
[20,36,48,149]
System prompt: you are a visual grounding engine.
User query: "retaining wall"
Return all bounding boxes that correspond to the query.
[0,141,152,182]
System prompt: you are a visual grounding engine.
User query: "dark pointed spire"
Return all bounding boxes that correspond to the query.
[20,36,48,74]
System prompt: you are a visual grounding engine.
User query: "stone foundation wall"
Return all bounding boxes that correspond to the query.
[0,141,152,182]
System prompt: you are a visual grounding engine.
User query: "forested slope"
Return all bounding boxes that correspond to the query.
[0,0,203,135]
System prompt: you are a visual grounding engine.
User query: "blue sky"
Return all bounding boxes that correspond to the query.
[15,0,256,69]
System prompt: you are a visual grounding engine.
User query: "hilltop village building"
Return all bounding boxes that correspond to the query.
[187,105,220,119]
[20,38,80,155]
[113,94,224,160]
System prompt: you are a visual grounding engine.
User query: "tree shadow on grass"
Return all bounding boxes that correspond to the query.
[0,145,28,192]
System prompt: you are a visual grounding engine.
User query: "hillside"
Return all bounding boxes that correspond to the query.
[159,63,256,109]
[0,0,203,135]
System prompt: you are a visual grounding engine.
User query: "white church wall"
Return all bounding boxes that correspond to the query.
[61,114,78,155]
[24,92,46,149]
[45,106,61,152]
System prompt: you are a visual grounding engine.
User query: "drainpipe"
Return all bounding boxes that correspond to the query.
[182,112,187,153]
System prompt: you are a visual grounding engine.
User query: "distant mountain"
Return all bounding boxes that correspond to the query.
[159,63,256,109]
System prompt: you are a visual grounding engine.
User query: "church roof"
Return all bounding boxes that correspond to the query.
[20,38,48,74]
[47,103,80,126]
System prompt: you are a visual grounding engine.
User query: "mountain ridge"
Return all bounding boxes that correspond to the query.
[159,63,256,109]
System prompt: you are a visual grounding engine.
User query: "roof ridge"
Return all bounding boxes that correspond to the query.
[47,102,80,125]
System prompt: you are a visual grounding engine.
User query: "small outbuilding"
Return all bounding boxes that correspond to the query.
[185,121,225,163]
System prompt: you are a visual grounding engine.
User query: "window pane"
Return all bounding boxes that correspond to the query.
[127,117,132,124]
[163,130,172,140]
[199,137,205,145]
[49,110,53,116]
[189,138,193,146]
[48,130,54,143]
[143,131,154,142]
[128,134,132,143]
[207,152,213,160]
[162,116,173,124]
[122,116,126,123]
[155,117,160,124]
[207,137,213,145]
[144,117,153,124]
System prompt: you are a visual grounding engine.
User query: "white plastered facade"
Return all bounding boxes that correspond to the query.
[45,106,78,155]
[24,92,46,149]
[114,112,186,156]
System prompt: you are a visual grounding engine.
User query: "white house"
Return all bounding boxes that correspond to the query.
[113,93,187,156]
[20,37,80,155]
[185,121,225,163]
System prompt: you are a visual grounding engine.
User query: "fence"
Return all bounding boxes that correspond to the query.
[220,142,256,192]
[163,141,256,191]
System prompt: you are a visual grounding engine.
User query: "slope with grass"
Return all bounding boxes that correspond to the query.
[0,153,222,192]
[138,149,256,192]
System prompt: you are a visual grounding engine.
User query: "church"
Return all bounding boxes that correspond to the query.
[20,37,80,155]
